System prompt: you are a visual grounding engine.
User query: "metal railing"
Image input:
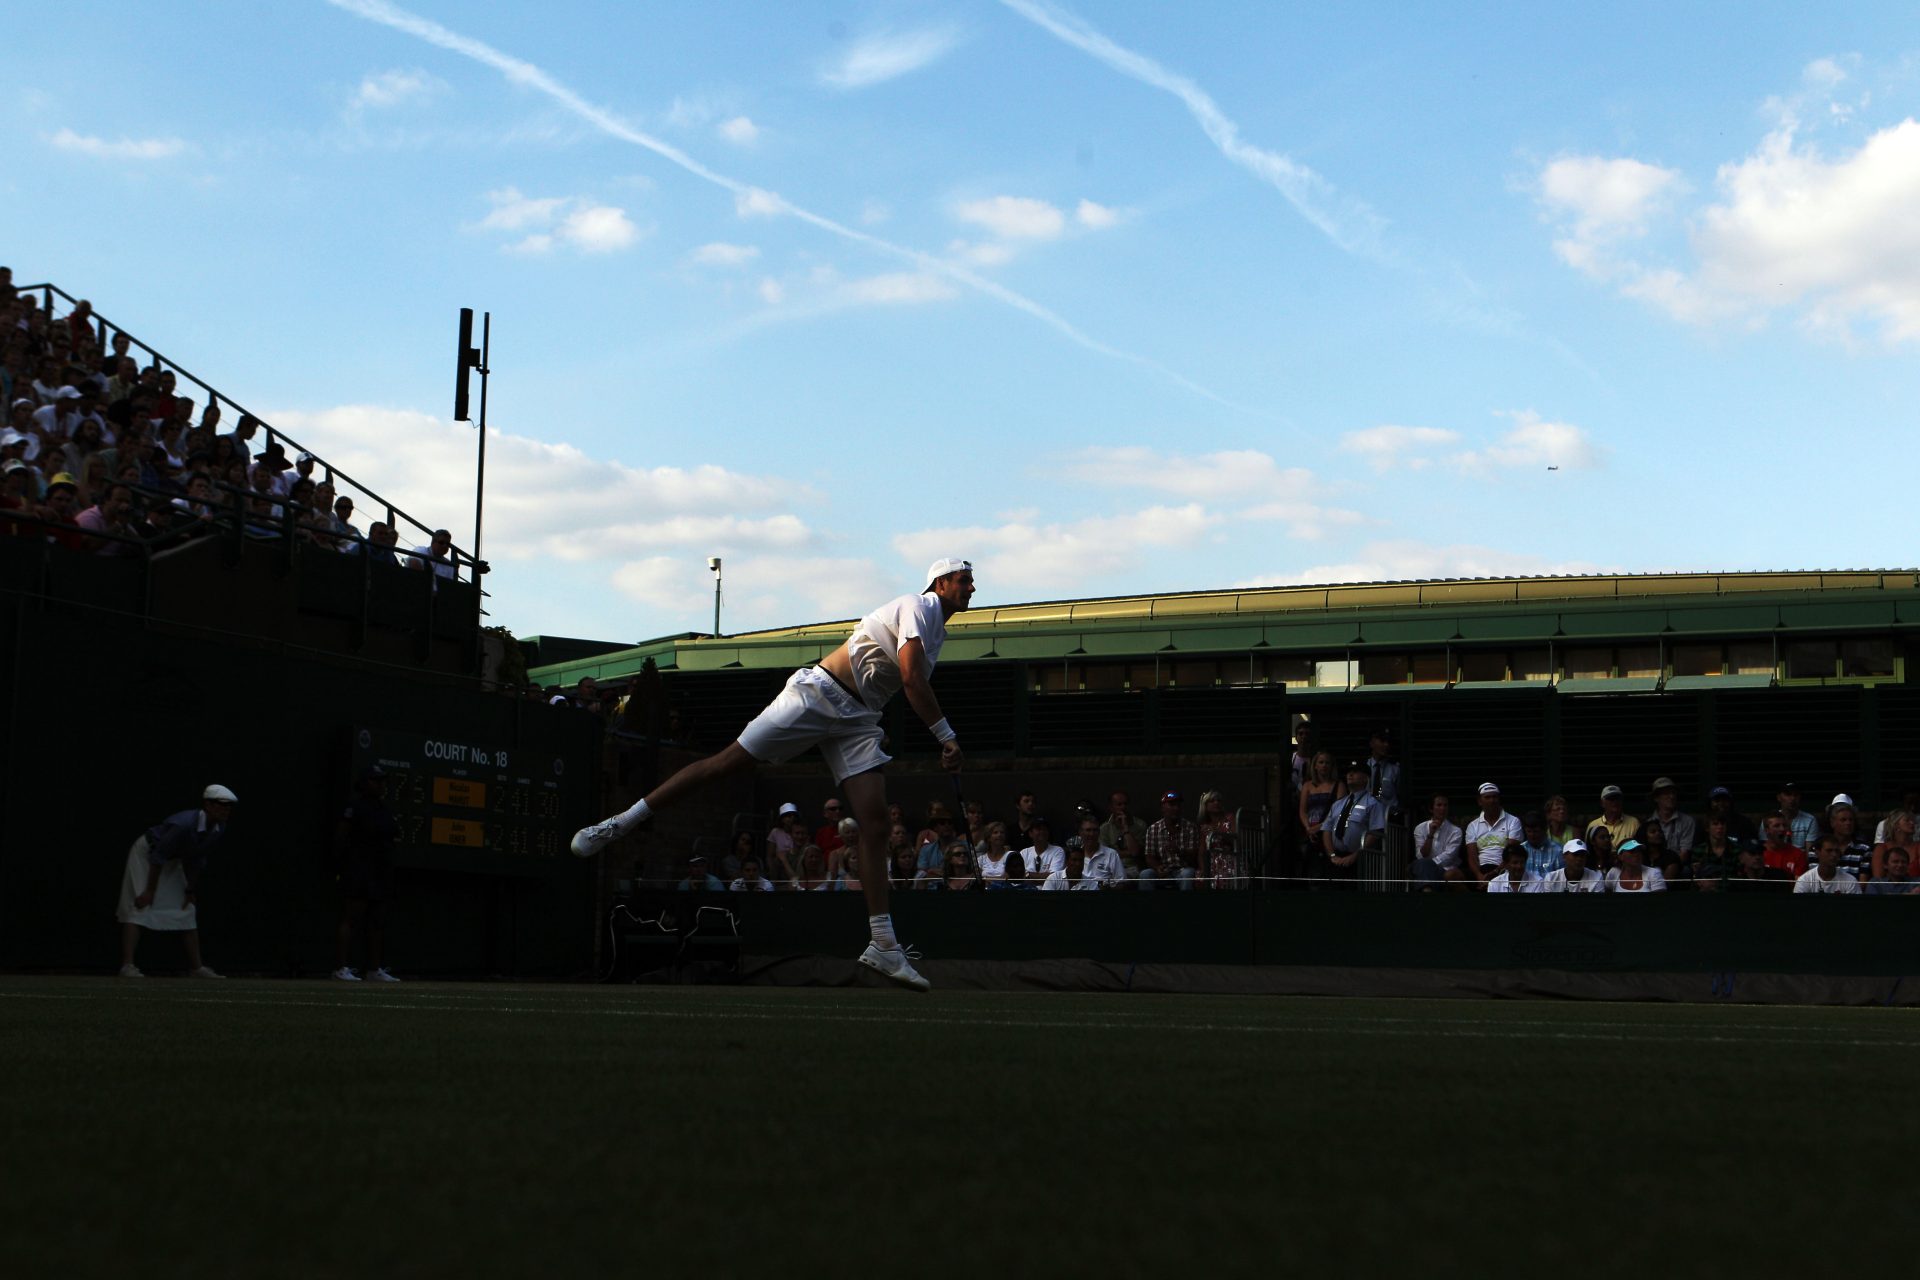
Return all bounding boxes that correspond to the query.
[14,281,480,580]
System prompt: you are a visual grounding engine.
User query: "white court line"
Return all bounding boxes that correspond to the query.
[4,990,1916,1048]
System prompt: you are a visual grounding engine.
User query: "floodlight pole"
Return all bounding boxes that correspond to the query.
[473,312,491,574]
[710,557,723,635]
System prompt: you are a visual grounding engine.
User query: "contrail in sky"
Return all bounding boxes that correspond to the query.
[999,0,1389,259]
[325,0,1240,409]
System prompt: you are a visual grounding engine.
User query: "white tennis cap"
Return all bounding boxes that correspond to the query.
[1830,793,1855,810]
[778,801,800,815]
[1562,839,1588,856]
[203,784,238,803]
[925,558,972,588]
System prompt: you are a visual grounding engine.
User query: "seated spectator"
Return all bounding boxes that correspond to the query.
[74,482,137,555]
[1646,778,1696,853]
[721,830,753,880]
[835,845,863,891]
[331,494,357,542]
[168,475,219,530]
[37,472,88,550]
[1871,810,1920,881]
[1464,781,1524,886]
[365,521,402,567]
[1724,844,1792,892]
[1775,783,1819,850]
[975,822,1014,884]
[790,844,832,891]
[1297,751,1344,863]
[1409,793,1464,889]
[1825,795,1872,882]
[1143,790,1203,891]
[1690,815,1743,890]
[1018,814,1066,881]
[937,841,976,890]
[1011,790,1040,847]
[1759,813,1808,878]
[0,459,34,531]
[1043,845,1102,890]
[1073,817,1127,889]
[830,817,860,878]
[1604,839,1666,893]
[889,841,918,887]
[729,856,775,892]
[1520,809,1561,881]
[1100,790,1147,877]
[1583,824,1615,870]
[1873,788,1920,844]
[1486,844,1543,893]
[1637,818,1676,884]
[915,804,957,872]
[1585,785,1640,850]
[961,800,986,847]
[677,855,723,891]
[1543,795,1580,850]
[407,527,458,579]
[813,799,846,859]
[1793,836,1860,895]
[1543,839,1605,893]
[765,802,803,880]
[1199,789,1241,887]
[990,850,1035,891]
[1865,847,1920,896]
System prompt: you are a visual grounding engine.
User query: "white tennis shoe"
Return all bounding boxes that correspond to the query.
[368,968,400,983]
[570,818,625,859]
[858,943,931,992]
[333,967,361,981]
[118,964,142,978]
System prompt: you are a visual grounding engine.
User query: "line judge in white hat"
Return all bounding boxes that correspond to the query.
[116,784,237,978]
[571,558,978,991]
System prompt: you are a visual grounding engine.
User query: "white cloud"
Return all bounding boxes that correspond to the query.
[1339,425,1462,470]
[1238,540,1612,588]
[758,277,786,305]
[1075,198,1120,229]
[895,504,1219,591]
[47,128,185,161]
[351,67,446,111]
[1056,446,1314,499]
[859,200,892,226]
[954,195,1066,240]
[947,239,1015,267]
[734,187,784,218]
[478,187,640,253]
[1538,155,1681,242]
[690,242,760,267]
[717,115,759,145]
[820,28,962,89]
[1455,411,1604,471]
[1240,501,1370,541]
[613,554,894,626]
[1538,61,1920,343]
[840,273,959,305]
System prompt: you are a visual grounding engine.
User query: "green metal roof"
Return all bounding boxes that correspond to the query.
[527,569,1920,685]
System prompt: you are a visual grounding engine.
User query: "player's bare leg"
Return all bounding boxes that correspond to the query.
[846,768,929,990]
[570,741,756,857]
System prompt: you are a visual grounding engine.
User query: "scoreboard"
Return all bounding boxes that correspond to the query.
[348,727,582,876]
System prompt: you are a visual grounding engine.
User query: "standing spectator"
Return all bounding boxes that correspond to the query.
[1319,763,1385,888]
[1199,789,1241,888]
[1826,795,1873,882]
[1759,813,1808,879]
[766,802,803,880]
[1690,815,1742,889]
[1704,786,1759,845]
[730,857,777,892]
[1409,792,1464,887]
[1543,840,1605,893]
[1042,845,1102,890]
[1866,848,1920,895]
[1018,815,1066,881]
[1543,795,1580,850]
[1464,782,1525,886]
[407,527,457,579]
[1363,728,1401,815]
[1646,778,1696,853]
[1775,784,1819,850]
[812,799,846,859]
[1604,840,1666,893]
[1298,751,1344,863]
[1793,836,1860,895]
[1585,786,1641,851]
[332,767,399,982]
[1870,810,1919,881]
[1100,790,1147,878]
[1486,845,1543,893]
[1142,791,1202,890]
[1519,809,1562,881]
[1288,719,1315,798]
[116,784,236,978]
[1072,817,1127,889]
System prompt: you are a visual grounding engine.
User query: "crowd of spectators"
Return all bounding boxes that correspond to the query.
[0,273,458,575]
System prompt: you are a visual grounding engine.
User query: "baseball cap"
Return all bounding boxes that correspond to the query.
[0,429,23,448]
[55,386,82,400]
[203,784,238,803]
[1562,838,1589,857]
[1709,786,1732,800]
[45,472,78,493]
[1600,784,1624,800]
[924,557,972,589]
[1028,813,1051,829]
[10,397,33,410]
[296,451,315,464]
[2,460,25,476]
[777,801,800,816]
[1477,781,1500,796]
[1162,789,1184,802]
[1650,776,1677,794]
[1778,781,1800,793]
[1830,793,1855,810]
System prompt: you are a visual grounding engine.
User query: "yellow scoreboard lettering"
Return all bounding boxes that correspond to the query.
[433,778,487,809]
[430,817,487,847]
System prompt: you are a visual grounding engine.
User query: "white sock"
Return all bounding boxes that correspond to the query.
[868,913,898,950]
[613,798,652,834]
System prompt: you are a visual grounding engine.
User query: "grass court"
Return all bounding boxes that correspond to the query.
[6,976,1913,1276]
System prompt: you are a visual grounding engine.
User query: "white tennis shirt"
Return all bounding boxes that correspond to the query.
[845,591,947,713]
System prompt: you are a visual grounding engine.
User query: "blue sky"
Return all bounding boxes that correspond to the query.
[7,2,1919,642]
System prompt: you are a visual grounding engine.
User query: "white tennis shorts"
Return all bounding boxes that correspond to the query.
[737,667,890,783]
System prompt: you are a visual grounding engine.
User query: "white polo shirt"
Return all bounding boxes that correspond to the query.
[1793,868,1860,895]
[1465,810,1526,868]
[1486,870,1544,893]
[845,591,947,713]
[1079,844,1126,886]
[1041,870,1102,891]
[1021,843,1066,878]
[1543,868,1606,893]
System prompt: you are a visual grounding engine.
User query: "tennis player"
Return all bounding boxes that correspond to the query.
[571,558,976,990]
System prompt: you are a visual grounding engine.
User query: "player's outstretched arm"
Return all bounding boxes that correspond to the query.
[899,638,963,771]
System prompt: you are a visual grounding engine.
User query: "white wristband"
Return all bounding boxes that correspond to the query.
[930,717,957,744]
